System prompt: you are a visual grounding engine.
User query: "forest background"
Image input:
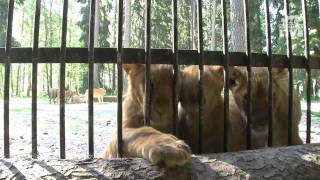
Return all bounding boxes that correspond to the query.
[0,0,320,101]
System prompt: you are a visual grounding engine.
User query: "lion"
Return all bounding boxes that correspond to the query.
[103,64,191,167]
[178,65,247,153]
[85,88,106,103]
[229,67,303,148]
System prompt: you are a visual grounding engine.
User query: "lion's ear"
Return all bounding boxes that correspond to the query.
[123,64,144,75]
[228,67,245,90]
[272,68,288,79]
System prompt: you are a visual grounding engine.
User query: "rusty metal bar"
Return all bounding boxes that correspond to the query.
[2,48,320,68]
[3,0,15,158]
[221,0,229,152]
[31,0,42,159]
[197,0,204,154]
[302,0,311,143]
[59,0,68,159]
[243,0,252,150]
[172,0,178,135]
[144,0,151,126]
[88,0,96,158]
[117,0,124,158]
[284,0,293,145]
[264,0,273,146]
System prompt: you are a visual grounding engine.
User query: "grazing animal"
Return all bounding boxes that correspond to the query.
[48,88,59,104]
[48,88,76,104]
[85,88,106,103]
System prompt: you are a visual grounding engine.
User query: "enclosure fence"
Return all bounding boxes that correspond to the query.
[1,0,320,159]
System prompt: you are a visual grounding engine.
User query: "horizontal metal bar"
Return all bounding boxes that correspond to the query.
[0,48,320,68]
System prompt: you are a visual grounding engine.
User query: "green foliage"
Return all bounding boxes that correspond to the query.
[1,0,320,99]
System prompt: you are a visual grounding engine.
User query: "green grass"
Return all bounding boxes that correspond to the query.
[10,107,31,112]
[302,110,320,122]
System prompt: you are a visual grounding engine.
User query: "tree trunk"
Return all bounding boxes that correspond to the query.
[21,64,25,96]
[191,0,197,50]
[93,1,101,88]
[124,0,131,48]
[315,80,319,99]
[230,0,245,52]
[1,144,320,179]
[43,0,49,47]
[210,0,217,50]
[107,64,112,88]
[50,63,52,88]
[112,64,116,91]
[27,65,31,97]
[16,64,20,96]
[10,66,13,96]
[45,64,50,95]
[49,0,53,46]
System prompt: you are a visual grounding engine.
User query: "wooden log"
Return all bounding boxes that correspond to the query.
[1,144,320,179]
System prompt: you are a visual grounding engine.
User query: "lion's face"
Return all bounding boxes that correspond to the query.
[180,66,224,115]
[124,64,178,132]
[229,67,280,148]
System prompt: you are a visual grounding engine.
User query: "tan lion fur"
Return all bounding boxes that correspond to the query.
[178,65,247,153]
[103,64,191,167]
[229,67,303,148]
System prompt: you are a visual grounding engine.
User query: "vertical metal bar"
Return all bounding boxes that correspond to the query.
[197,0,204,154]
[264,0,273,147]
[302,0,311,143]
[243,0,252,150]
[172,0,178,135]
[31,0,41,159]
[4,0,15,158]
[88,0,96,158]
[117,0,124,158]
[144,0,151,126]
[284,0,293,145]
[59,0,68,159]
[221,0,229,152]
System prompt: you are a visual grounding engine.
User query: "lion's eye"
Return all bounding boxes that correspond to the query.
[149,82,155,100]
[229,79,236,87]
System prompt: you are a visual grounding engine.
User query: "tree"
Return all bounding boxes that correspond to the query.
[230,0,245,52]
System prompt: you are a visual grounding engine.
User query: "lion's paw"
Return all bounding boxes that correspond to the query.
[143,136,191,167]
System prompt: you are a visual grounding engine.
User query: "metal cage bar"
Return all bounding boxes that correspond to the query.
[302,0,311,144]
[3,0,15,158]
[1,48,320,67]
[144,0,151,126]
[243,0,252,150]
[197,0,204,154]
[117,0,124,158]
[31,0,42,159]
[221,0,229,152]
[88,0,96,158]
[284,0,293,145]
[172,0,179,135]
[264,0,273,147]
[59,0,69,159]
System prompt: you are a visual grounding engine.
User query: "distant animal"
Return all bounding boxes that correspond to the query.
[48,88,59,104]
[85,88,106,103]
[65,90,76,103]
[48,88,76,104]
[71,94,86,104]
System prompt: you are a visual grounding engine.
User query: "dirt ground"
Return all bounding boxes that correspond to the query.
[0,98,319,160]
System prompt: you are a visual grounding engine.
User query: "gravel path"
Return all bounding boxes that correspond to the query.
[0,98,319,160]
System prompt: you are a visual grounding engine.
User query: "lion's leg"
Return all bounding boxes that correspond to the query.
[103,126,191,167]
